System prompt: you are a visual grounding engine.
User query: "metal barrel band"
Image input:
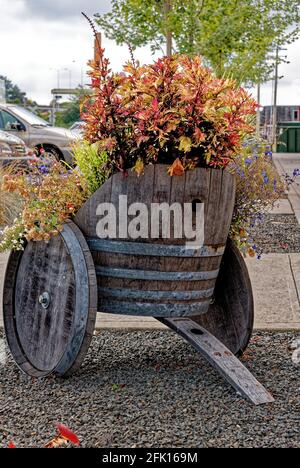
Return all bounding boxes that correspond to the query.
[87,238,225,258]
[98,286,215,301]
[96,266,219,281]
[99,299,211,317]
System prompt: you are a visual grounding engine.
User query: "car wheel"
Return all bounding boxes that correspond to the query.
[37,146,64,162]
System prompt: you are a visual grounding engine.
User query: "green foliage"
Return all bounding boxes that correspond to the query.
[0,75,36,105]
[55,88,88,128]
[95,0,300,85]
[73,140,109,193]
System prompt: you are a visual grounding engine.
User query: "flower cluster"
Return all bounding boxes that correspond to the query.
[229,139,285,257]
[0,159,88,252]
[83,52,258,174]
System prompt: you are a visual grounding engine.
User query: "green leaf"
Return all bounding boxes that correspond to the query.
[179,136,192,153]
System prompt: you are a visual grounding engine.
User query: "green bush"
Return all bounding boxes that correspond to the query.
[73,140,109,194]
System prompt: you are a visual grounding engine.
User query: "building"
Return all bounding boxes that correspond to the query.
[261,105,300,125]
[0,79,5,103]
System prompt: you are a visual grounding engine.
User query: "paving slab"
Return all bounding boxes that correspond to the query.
[1,251,300,331]
[273,153,300,218]
[269,198,293,215]
[246,254,300,330]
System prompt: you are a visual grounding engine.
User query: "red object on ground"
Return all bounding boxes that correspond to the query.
[57,424,80,446]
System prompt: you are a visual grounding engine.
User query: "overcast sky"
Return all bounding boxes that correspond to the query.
[0,0,299,106]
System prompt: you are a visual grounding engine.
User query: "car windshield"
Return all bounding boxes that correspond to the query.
[8,106,50,126]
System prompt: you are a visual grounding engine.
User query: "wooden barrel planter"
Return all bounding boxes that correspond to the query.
[2,165,274,404]
[76,165,236,318]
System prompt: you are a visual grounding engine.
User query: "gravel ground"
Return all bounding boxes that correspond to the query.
[0,330,299,448]
[249,214,300,254]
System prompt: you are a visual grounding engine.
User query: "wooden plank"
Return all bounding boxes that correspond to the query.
[126,165,155,241]
[75,176,112,237]
[159,317,275,405]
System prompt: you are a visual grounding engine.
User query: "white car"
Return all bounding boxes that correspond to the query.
[0,129,35,167]
[69,121,86,136]
[0,104,79,164]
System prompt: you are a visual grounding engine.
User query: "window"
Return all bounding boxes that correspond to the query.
[0,110,23,131]
[293,110,299,121]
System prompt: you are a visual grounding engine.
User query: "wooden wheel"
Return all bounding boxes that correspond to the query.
[191,238,254,356]
[3,221,97,378]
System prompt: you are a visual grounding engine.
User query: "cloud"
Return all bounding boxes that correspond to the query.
[0,0,299,105]
[24,0,111,20]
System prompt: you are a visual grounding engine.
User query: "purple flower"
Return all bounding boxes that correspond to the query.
[245,158,252,166]
[273,179,277,191]
[262,171,269,184]
[38,165,50,175]
[293,168,300,177]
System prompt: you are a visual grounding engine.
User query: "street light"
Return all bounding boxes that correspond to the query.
[61,68,72,89]
[49,68,61,88]
[50,68,72,89]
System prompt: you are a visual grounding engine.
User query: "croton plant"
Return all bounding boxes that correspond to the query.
[83,50,258,175]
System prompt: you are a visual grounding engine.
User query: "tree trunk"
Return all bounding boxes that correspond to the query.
[164,0,173,56]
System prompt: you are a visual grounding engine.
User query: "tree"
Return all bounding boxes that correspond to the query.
[95,0,300,85]
[55,88,88,128]
[0,75,27,104]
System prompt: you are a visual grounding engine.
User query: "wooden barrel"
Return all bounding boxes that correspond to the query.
[75,165,236,318]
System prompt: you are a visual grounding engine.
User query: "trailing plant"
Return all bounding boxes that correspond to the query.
[0,159,89,252]
[73,140,109,194]
[0,164,22,229]
[229,140,285,257]
[83,50,258,174]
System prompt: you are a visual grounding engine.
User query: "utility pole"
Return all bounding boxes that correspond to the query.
[94,32,102,64]
[272,47,279,152]
[164,0,172,56]
[256,83,261,138]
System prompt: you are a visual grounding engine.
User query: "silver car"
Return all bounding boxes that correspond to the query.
[0,129,35,167]
[0,104,78,164]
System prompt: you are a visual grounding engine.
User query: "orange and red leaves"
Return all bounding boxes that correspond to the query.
[168,158,185,177]
[57,424,80,446]
[83,51,258,171]
[45,424,80,449]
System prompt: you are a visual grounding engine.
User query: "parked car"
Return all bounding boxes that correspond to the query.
[0,104,79,164]
[69,121,86,134]
[0,129,35,168]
